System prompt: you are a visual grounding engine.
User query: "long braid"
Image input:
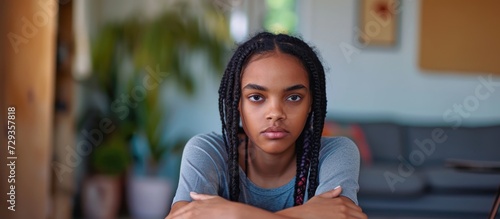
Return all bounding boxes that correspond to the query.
[294,118,312,205]
[219,38,265,201]
[219,32,327,204]
[299,47,326,199]
[308,56,326,199]
[219,48,239,201]
[225,52,243,201]
[278,35,327,203]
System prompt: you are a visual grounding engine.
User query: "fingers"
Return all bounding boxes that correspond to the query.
[347,206,368,219]
[318,186,342,198]
[304,187,368,219]
[190,192,216,200]
[318,187,364,213]
[351,211,368,219]
[331,197,366,219]
[336,196,364,213]
[168,193,212,218]
[168,202,193,219]
[331,186,342,197]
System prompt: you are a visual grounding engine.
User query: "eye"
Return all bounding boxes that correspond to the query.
[287,95,302,102]
[248,94,264,102]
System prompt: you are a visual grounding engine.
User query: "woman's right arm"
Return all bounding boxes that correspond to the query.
[166,134,226,216]
[165,194,295,219]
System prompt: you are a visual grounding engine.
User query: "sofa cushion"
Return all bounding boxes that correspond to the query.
[359,165,426,196]
[359,123,404,163]
[323,121,373,165]
[406,125,500,167]
[424,167,500,193]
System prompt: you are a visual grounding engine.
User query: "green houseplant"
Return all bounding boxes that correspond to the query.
[90,134,130,176]
[90,0,231,168]
[80,123,132,219]
[86,1,232,217]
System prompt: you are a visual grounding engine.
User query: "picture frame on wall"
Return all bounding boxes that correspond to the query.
[419,0,500,75]
[359,0,399,46]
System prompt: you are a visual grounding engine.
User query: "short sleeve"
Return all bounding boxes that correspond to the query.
[314,136,360,205]
[171,133,228,205]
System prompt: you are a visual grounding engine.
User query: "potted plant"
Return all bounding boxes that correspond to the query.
[126,89,187,219]
[81,132,131,219]
[87,1,231,218]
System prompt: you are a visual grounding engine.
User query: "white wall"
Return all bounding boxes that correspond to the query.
[297,0,500,126]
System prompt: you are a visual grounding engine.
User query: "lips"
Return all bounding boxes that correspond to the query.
[261,126,289,139]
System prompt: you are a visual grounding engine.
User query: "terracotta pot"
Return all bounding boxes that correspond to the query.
[81,175,121,219]
[127,176,173,219]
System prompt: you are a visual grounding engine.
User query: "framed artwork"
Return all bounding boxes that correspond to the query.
[359,0,399,46]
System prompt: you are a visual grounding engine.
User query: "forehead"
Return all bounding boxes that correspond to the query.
[241,52,309,88]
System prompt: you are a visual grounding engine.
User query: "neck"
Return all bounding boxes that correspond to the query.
[239,141,296,188]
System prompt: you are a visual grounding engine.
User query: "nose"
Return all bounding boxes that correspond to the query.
[266,99,286,122]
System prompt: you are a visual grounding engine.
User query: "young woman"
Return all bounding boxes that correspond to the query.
[166,32,366,219]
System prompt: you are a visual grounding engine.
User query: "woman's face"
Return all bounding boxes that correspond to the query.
[239,51,312,155]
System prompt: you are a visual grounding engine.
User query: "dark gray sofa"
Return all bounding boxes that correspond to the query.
[344,122,500,218]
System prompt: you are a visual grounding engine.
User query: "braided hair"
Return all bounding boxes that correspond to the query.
[218,32,327,205]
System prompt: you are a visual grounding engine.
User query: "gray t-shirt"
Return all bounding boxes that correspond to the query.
[172,132,360,212]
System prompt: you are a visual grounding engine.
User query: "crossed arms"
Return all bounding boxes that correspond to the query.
[165,186,367,219]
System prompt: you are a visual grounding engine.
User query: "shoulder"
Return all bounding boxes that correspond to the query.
[183,132,228,162]
[186,132,225,148]
[319,136,360,163]
[320,136,358,153]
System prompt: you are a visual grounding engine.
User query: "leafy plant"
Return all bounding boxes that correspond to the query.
[88,0,231,171]
[90,134,131,176]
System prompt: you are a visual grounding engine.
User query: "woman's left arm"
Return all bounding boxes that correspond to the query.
[276,187,367,219]
[314,136,362,205]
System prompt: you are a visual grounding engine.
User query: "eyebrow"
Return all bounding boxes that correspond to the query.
[285,84,307,92]
[242,83,307,92]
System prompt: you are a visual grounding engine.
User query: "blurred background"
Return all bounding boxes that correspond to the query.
[1,0,500,219]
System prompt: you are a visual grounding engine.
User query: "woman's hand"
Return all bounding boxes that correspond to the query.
[306,186,367,219]
[165,192,243,219]
[277,186,367,219]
